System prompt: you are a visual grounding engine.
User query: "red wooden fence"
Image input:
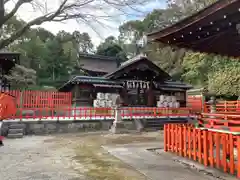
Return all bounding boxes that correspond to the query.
[187,97,240,114]
[187,96,203,113]
[164,124,240,178]
[7,90,72,108]
[205,101,240,113]
[199,113,240,132]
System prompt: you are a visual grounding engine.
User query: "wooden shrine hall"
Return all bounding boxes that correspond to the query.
[147,0,240,57]
[59,55,192,107]
[0,51,20,91]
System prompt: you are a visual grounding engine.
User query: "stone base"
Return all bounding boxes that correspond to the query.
[134,119,144,132]
[110,121,129,134]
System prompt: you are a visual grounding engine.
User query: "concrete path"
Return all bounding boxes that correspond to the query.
[103,142,235,180]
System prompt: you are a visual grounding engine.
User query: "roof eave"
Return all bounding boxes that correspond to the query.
[147,0,238,41]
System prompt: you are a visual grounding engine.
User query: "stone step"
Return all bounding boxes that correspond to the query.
[9,124,25,129]
[7,133,24,139]
[8,128,24,134]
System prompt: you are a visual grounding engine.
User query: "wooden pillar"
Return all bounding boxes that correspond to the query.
[120,88,127,106]
[147,86,154,107]
[72,84,78,107]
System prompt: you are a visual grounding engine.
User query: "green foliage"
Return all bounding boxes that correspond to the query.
[4,16,93,89]
[96,36,127,64]
[181,52,240,95]
[208,62,240,96]
[5,64,36,90]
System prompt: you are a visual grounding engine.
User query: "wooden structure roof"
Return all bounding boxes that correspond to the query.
[105,55,171,80]
[58,76,122,92]
[78,53,118,76]
[59,55,192,92]
[147,0,240,57]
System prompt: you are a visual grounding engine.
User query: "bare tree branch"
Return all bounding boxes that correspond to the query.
[4,0,11,4]
[0,0,151,49]
[1,0,33,27]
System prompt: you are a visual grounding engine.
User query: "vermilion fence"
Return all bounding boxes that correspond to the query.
[7,90,72,108]
[199,113,240,132]
[164,124,240,178]
[187,97,240,113]
[205,101,240,113]
[187,96,203,113]
[6,107,193,120]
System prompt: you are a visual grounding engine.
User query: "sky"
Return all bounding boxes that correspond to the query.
[6,0,167,46]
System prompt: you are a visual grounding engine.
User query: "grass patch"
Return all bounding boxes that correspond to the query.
[72,132,162,180]
[47,132,163,180]
[74,144,146,180]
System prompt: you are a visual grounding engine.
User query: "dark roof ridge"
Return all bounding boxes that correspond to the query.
[105,55,171,79]
[78,53,118,61]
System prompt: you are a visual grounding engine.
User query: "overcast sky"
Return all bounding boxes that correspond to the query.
[6,0,166,46]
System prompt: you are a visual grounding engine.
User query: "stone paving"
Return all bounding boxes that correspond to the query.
[103,142,236,180]
[0,136,84,180]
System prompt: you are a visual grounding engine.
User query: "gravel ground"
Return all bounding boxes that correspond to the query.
[0,132,162,180]
[0,136,84,180]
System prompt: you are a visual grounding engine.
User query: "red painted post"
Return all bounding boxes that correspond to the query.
[164,124,167,151]
[203,130,208,166]
[222,134,227,172]
[170,124,174,152]
[215,132,221,169]
[188,126,191,159]
[208,131,214,167]
[183,125,187,157]
[176,125,180,154]
[237,136,240,178]
[179,124,183,156]
[229,134,234,175]
[193,128,197,161]
[198,129,202,164]
[174,124,178,153]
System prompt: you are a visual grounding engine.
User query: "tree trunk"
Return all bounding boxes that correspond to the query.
[0,0,4,26]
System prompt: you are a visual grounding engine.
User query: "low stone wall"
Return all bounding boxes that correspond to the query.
[1,117,191,136]
[1,119,137,136]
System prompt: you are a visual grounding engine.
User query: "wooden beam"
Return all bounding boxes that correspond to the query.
[0,0,4,21]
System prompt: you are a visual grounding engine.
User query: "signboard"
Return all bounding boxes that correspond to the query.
[124,80,150,90]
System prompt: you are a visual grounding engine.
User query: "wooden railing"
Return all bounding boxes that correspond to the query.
[6,90,72,108]
[164,124,240,178]
[204,101,240,113]
[187,98,240,113]
[5,107,192,121]
[198,113,240,132]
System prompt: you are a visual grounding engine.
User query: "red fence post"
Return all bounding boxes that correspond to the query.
[237,136,240,178]
[188,126,191,159]
[164,124,167,152]
[222,134,227,172]
[215,132,221,169]
[167,124,171,152]
[208,131,214,167]
[183,125,187,157]
[229,134,234,175]
[203,130,208,166]
[198,129,202,164]
[193,128,197,161]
